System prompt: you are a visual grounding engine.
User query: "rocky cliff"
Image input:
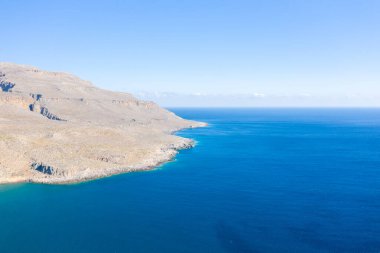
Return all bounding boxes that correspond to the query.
[0,63,205,184]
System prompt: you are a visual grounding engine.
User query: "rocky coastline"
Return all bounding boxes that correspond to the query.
[0,63,206,184]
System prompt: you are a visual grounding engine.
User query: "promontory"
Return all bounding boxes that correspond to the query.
[0,63,205,184]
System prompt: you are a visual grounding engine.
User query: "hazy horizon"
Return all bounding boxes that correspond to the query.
[136,91,380,108]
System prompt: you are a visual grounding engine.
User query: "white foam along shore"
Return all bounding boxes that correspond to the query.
[0,63,206,184]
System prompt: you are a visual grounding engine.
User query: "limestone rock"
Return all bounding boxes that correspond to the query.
[0,63,206,184]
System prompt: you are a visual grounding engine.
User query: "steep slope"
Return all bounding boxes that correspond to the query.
[0,63,205,184]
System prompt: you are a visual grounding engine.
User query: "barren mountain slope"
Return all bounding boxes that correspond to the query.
[0,63,205,184]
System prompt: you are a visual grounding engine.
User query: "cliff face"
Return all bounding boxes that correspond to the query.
[0,63,205,184]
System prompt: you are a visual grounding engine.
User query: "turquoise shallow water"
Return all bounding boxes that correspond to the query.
[1,108,380,253]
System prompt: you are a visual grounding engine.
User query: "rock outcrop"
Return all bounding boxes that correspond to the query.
[0,63,205,184]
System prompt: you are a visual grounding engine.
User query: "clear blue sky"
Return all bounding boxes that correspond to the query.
[2,0,380,106]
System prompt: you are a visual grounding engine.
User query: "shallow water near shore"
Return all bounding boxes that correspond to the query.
[1,108,380,253]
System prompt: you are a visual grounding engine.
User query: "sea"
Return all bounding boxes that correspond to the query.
[1,108,380,253]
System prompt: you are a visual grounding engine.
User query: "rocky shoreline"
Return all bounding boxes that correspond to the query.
[0,63,206,184]
[0,136,197,185]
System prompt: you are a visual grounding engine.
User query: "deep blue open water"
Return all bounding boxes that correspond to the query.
[1,108,380,253]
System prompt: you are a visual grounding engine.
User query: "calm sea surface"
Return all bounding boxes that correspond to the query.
[1,108,380,253]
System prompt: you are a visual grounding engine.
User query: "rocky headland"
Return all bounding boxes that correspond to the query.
[0,63,206,184]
